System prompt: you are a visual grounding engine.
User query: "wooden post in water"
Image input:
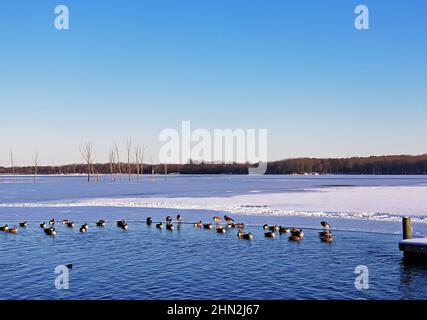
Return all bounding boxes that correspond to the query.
[402,217,412,240]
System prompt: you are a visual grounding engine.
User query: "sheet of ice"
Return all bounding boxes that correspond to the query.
[1,175,427,234]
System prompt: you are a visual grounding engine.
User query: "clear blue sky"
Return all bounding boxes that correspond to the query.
[1,0,426,165]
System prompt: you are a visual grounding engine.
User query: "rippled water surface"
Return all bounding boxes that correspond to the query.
[1,219,427,300]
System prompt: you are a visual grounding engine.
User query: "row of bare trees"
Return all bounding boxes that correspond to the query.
[80,140,160,183]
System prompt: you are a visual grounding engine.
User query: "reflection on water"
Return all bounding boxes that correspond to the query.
[1,220,426,300]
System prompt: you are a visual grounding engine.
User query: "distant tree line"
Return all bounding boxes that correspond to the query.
[1,155,427,175]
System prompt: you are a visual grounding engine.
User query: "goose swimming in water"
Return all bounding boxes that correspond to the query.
[216,227,226,234]
[279,227,290,234]
[0,224,9,232]
[203,223,213,229]
[268,225,279,232]
[79,226,87,233]
[289,229,304,241]
[237,229,244,238]
[40,222,47,228]
[166,216,172,223]
[67,222,75,228]
[49,219,55,225]
[146,217,153,225]
[176,214,182,222]
[319,222,333,242]
[264,232,275,238]
[96,220,106,227]
[117,220,127,228]
[166,223,174,231]
[233,223,245,229]
[242,232,254,240]
[19,222,28,228]
[44,227,56,236]
[193,221,202,228]
[8,228,18,233]
[213,216,222,223]
[82,223,89,231]
[263,224,269,230]
[62,219,70,225]
[156,223,164,229]
[6,226,18,233]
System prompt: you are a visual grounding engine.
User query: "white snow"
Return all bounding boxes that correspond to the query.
[0,175,426,224]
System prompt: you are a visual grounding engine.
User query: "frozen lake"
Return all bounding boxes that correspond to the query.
[1,175,427,300]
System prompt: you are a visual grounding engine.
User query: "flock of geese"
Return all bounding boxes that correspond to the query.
[0,214,334,242]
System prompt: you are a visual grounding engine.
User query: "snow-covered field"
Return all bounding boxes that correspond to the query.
[1,174,426,234]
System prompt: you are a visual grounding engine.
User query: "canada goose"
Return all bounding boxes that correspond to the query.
[224,215,234,223]
[44,227,56,236]
[40,222,47,228]
[289,229,304,241]
[146,217,153,225]
[0,224,9,231]
[264,232,275,238]
[279,227,290,234]
[96,220,106,227]
[156,223,163,229]
[269,225,279,232]
[7,227,18,233]
[82,223,89,230]
[166,223,174,231]
[117,220,127,228]
[234,223,245,229]
[49,219,55,225]
[237,230,244,238]
[79,226,87,233]
[213,216,222,223]
[216,227,226,234]
[67,222,75,228]
[242,232,254,240]
[193,221,202,228]
[263,224,269,229]
[66,264,73,269]
[203,223,213,229]
[19,222,28,228]
[176,214,182,222]
[62,219,70,225]
[166,216,172,223]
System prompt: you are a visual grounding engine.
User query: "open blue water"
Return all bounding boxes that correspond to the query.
[1,215,427,300]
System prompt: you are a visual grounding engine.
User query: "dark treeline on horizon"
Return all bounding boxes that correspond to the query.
[1,155,427,175]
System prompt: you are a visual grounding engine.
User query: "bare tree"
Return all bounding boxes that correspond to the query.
[151,156,155,181]
[79,142,94,183]
[139,145,147,181]
[109,148,116,181]
[114,143,122,181]
[10,148,15,179]
[134,145,140,181]
[126,138,132,182]
[32,150,39,182]
[135,145,147,182]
